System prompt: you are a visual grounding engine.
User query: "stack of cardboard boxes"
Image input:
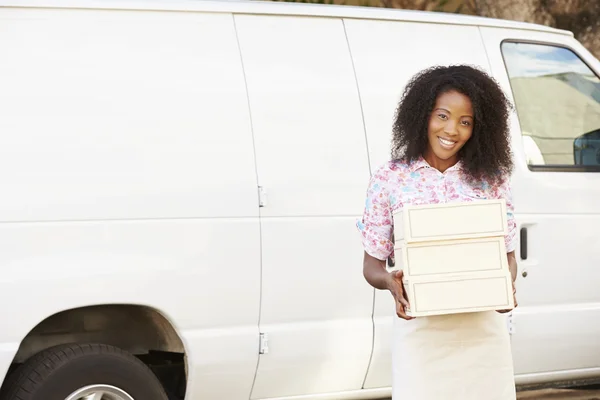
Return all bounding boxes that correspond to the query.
[391,199,514,317]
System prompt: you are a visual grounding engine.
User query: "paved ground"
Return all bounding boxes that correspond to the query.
[517,388,600,399]
[381,387,600,399]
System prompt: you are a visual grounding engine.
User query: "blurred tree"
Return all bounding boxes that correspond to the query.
[379,0,460,11]
[391,0,600,58]
[270,0,600,58]
[473,0,599,58]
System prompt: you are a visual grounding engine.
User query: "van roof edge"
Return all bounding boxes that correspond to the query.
[0,0,574,37]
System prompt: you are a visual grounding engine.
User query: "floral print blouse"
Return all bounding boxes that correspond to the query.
[357,156,517,261]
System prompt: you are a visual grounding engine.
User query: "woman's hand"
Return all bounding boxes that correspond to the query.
[497,281,518,314]
[498,252,519,313]
[386,270,414,320]
[363,251,414,320]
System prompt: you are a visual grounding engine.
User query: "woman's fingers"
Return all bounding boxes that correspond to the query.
[390,270,414,320]
[396,302,412,320]
[395,294,414,320]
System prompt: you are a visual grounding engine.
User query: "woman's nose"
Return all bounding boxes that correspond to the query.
[444,120,458,135]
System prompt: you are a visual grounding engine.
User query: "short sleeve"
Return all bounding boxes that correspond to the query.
[356,167,394,261]
[494,175,517,253]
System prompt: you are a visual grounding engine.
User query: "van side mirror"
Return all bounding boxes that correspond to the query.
[573,128,600,165]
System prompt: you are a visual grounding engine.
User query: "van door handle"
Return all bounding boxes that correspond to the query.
[520,227,528,260]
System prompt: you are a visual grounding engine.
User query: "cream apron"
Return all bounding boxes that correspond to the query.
[392,310,516,400]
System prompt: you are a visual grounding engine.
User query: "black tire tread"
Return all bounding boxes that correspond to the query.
[0,343,164,400]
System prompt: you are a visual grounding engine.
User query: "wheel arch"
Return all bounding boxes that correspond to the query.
[14,304,186,362]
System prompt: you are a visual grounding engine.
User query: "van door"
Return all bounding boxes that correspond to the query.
[343,19,493,389]
[480,27,600,385]
[234,14,374,399]
[0,8,262,400]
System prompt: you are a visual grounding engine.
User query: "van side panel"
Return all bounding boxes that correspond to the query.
[0,8,258,221]
[234,14,374,399]
[343,18,493,389]
[0,8,260,400]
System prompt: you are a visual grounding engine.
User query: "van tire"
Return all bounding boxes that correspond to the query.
[0,343,168,400]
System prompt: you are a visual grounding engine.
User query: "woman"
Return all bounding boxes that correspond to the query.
[357,65,519,399]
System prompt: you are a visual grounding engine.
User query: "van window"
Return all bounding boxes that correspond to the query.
[501,42,600,170]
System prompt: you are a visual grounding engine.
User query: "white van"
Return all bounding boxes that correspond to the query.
[0,0,599,399]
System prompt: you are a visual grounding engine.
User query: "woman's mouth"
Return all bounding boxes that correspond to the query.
[438,136,457,150]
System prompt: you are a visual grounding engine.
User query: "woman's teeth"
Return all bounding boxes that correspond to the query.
[438,137,456,149]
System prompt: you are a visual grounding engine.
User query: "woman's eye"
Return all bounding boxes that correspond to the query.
[438,114,448,120]
[461,120,471,126]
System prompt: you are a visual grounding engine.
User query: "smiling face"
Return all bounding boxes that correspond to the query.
[423,90,474,172]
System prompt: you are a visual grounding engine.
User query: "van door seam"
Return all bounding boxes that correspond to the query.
[231,13,264,399]
[342,18,373,174]
[477,26,495,75]
[341,18,376,390]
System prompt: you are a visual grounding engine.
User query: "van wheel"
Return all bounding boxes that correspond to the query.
[0,343,168,400]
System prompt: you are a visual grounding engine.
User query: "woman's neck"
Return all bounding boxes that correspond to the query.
[422,150,459,173]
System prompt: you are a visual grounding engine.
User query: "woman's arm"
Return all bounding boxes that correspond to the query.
[507,250,517,283]
[357,165,413,319]
[492,175,519,311]
[497,250,519,313]
[362,252,391,290]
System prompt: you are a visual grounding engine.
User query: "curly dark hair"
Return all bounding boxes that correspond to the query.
[391,64,514,184]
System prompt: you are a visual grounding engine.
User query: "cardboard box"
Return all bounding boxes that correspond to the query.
[393,199,507,244]
[401,237,508,277]
[403,272,514,317]
[390,199,514,317]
